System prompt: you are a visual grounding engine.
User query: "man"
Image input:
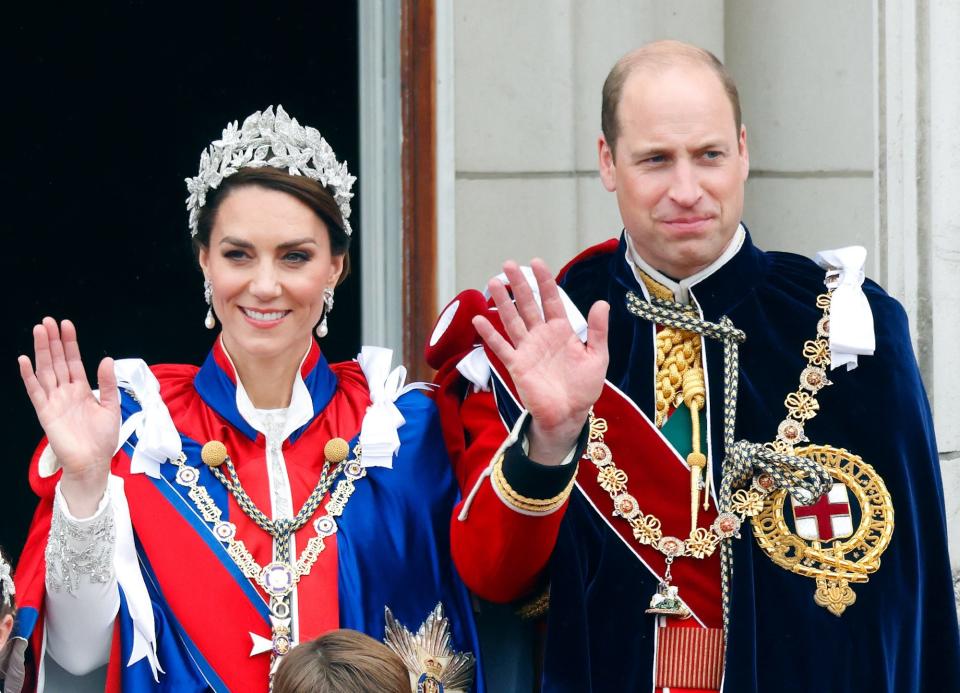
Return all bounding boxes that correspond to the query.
[428,41,960,692]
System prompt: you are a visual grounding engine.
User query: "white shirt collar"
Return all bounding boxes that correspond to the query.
[219,338,315,442]
[625,225,746,305]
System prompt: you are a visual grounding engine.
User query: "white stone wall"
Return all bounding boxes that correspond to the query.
[927,0,960,549]
[451,0,723,293]
[726,1,877,274]
[446,0,960,578]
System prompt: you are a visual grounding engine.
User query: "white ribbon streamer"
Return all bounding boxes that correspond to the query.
[109,474,164,680]
[456,347,493,392]
[813,246,876,371]
[113,359,182,478]
[356,347,430,469]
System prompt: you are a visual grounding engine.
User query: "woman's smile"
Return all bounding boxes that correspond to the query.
[240,306,292,328]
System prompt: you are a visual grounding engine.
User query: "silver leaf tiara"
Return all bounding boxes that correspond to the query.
[185,105,356,238]
[0,549,13,609]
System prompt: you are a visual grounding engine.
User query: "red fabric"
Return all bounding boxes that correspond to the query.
[20,359,372,691]
[555,238,620,283]
[655,620,723,691]
[105,621,122,692]
[15,498,53,692]
[427,292,570,604]
[444,389,569,604]
[578,385,723,628]
[151,361,370,649]
[424,290,489,370]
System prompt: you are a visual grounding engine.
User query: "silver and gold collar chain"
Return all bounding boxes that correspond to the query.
[169,437,366,683]
[625,291,832,634]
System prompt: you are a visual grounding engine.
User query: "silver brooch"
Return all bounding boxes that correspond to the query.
[384,602,475,693]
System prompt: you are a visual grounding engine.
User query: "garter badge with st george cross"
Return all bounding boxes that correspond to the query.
[749,283,894,616]
[792,482,854,542]
[752,445,894,616]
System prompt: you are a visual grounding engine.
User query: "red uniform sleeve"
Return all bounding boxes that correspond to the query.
[427,290,581,604]
[443,384,576,604]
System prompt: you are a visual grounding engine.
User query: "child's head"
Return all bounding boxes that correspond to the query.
[0,547,14,651]
[273,629,410,693]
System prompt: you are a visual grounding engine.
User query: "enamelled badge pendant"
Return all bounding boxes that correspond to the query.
[645,549,693,620]
[751,289,894,616]
[752,446,893,616]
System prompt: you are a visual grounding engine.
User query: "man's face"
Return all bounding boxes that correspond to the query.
[598,63,749,279]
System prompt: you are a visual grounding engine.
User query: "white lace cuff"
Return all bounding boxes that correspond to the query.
[46,486,116,595]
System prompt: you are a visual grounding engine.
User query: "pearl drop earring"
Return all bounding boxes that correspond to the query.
[204,279,216,330]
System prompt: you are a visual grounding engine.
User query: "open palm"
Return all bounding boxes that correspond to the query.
[18,318,119,486]
[473,259,609,464]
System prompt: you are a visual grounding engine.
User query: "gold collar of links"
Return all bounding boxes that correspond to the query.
[611,278,892,620]
[751,290,894,616]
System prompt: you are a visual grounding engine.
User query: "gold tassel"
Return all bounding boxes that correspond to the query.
[683,365,707,532]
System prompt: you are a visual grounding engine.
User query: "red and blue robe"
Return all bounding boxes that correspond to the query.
[13,339,483,692]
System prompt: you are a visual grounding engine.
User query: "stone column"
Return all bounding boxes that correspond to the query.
[877,0,960,591]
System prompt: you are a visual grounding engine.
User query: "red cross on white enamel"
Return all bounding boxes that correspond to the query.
[792,482,853,542]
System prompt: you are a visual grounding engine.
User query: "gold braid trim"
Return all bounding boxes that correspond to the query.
[516,584,551,620]
[491,453,578,515]
[639,272,675,302]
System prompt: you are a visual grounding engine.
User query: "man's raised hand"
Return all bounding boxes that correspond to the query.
[472,259,609,465]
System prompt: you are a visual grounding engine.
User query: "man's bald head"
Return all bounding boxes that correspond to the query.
[601,40,742,156]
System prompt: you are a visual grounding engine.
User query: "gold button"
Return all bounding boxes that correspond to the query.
[201,440,229,467]
[324,437,350,464]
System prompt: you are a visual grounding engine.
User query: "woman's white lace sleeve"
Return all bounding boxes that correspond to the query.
[43,485,120,676]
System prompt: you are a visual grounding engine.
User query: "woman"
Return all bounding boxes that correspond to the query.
[12,106,481,692]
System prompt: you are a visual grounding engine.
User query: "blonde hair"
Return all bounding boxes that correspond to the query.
[272,629,410,693]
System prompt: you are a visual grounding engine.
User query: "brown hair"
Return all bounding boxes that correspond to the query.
[272,629,410,693]
[192,167,352,285]
[601,40,742,156]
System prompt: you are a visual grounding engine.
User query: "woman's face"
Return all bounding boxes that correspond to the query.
[198,185,344,365]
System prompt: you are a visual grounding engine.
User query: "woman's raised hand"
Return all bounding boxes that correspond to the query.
[18,318,120,516]
[473,259,610,466]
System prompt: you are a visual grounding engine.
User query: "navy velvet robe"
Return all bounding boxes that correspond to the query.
[540,230,960,692]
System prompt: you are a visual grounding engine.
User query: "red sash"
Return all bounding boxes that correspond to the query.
[580,380,723,628]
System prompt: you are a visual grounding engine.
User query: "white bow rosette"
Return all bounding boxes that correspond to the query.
[813,246,876,371]
[114,359,183,477]
[356,347,432,469]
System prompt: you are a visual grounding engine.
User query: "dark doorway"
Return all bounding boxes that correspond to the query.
[2,3,361,561]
